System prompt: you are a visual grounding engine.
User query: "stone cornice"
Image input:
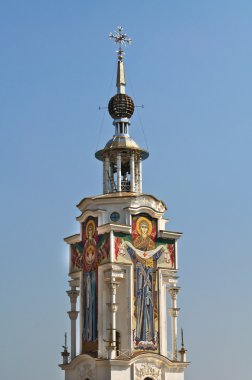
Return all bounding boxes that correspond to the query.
[76,209,106,223]
[97,223,131,235]
[59,354,95,370]
[59,352,189,371]
[77,193,167,212]
[64,234,81,245]
[125,206,165,218]
[158,230,182,240]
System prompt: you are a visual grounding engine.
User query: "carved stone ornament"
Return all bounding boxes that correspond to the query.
[67,311,79,320]
[168,287,180,300]
[67,290,80,303]
[106,302,119,312]
[168,308,180,318]
[78,362,94,380]
[135,362,162,380]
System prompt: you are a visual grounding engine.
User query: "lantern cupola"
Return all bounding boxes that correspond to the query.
[95,26,149,194]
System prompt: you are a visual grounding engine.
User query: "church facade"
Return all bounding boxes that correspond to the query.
[60,27,189,380]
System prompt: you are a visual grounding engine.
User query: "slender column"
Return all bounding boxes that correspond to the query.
[130,152,135,192]
[138,158,142,193]
[103,159,106,193]
[117,153,122,192]
[67,289,80,359]
[168,287,180,360]
[135,159,139,193]
[104,155,110,193]
[110,163,115,192]
[106,279,119,359]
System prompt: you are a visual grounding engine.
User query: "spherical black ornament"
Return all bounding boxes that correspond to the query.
[108,94,134,119]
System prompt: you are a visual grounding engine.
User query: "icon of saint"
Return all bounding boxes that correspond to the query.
[133,216,155,251]
[84,220,97,269]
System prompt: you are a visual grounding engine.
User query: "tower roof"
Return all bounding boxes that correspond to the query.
[95,136,149,161]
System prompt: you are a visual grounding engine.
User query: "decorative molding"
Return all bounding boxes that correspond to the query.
[69,275,81,288]
[106,302,119,312]
[125,206,164,218]
[135,362,162,380]
[67,311,79,320]
[78,362,95,380]
[104,268,125,281]
[67,290,80,303]
[168,308,180,318]
[159,269,178,286]
[168,287,180,300]
[76,193,167,213]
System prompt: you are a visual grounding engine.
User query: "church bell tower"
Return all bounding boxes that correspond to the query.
[60,27,189,380]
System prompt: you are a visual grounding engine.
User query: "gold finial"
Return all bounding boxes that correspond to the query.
[109,26,132,61]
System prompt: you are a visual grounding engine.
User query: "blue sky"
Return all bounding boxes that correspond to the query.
[0,1,251,379]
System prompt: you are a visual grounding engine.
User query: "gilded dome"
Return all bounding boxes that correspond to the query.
[105,136,139,149]
[95,136,149,161]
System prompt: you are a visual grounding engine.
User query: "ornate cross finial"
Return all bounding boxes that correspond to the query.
[109,26,132,61]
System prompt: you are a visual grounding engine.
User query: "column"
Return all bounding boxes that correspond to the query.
[168,287,180,360]
[117,153,122,192]
[67,289,80,359]
[135,159,139,193]
[103,159,106,194]
[104,155,110,193]
[130,152,135,192]
[106,279,119,359]
[138,158,142,193]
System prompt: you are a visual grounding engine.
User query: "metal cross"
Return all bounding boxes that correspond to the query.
[181,328,184,348]
[109,26,132,61]
[62,332,68,350]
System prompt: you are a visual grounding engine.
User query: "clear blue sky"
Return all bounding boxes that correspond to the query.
[0,1,251,379]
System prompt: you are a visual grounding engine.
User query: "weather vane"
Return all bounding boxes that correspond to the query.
[109,26,132,61]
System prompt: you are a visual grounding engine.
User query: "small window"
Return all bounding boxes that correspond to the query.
[110,212,120,222]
